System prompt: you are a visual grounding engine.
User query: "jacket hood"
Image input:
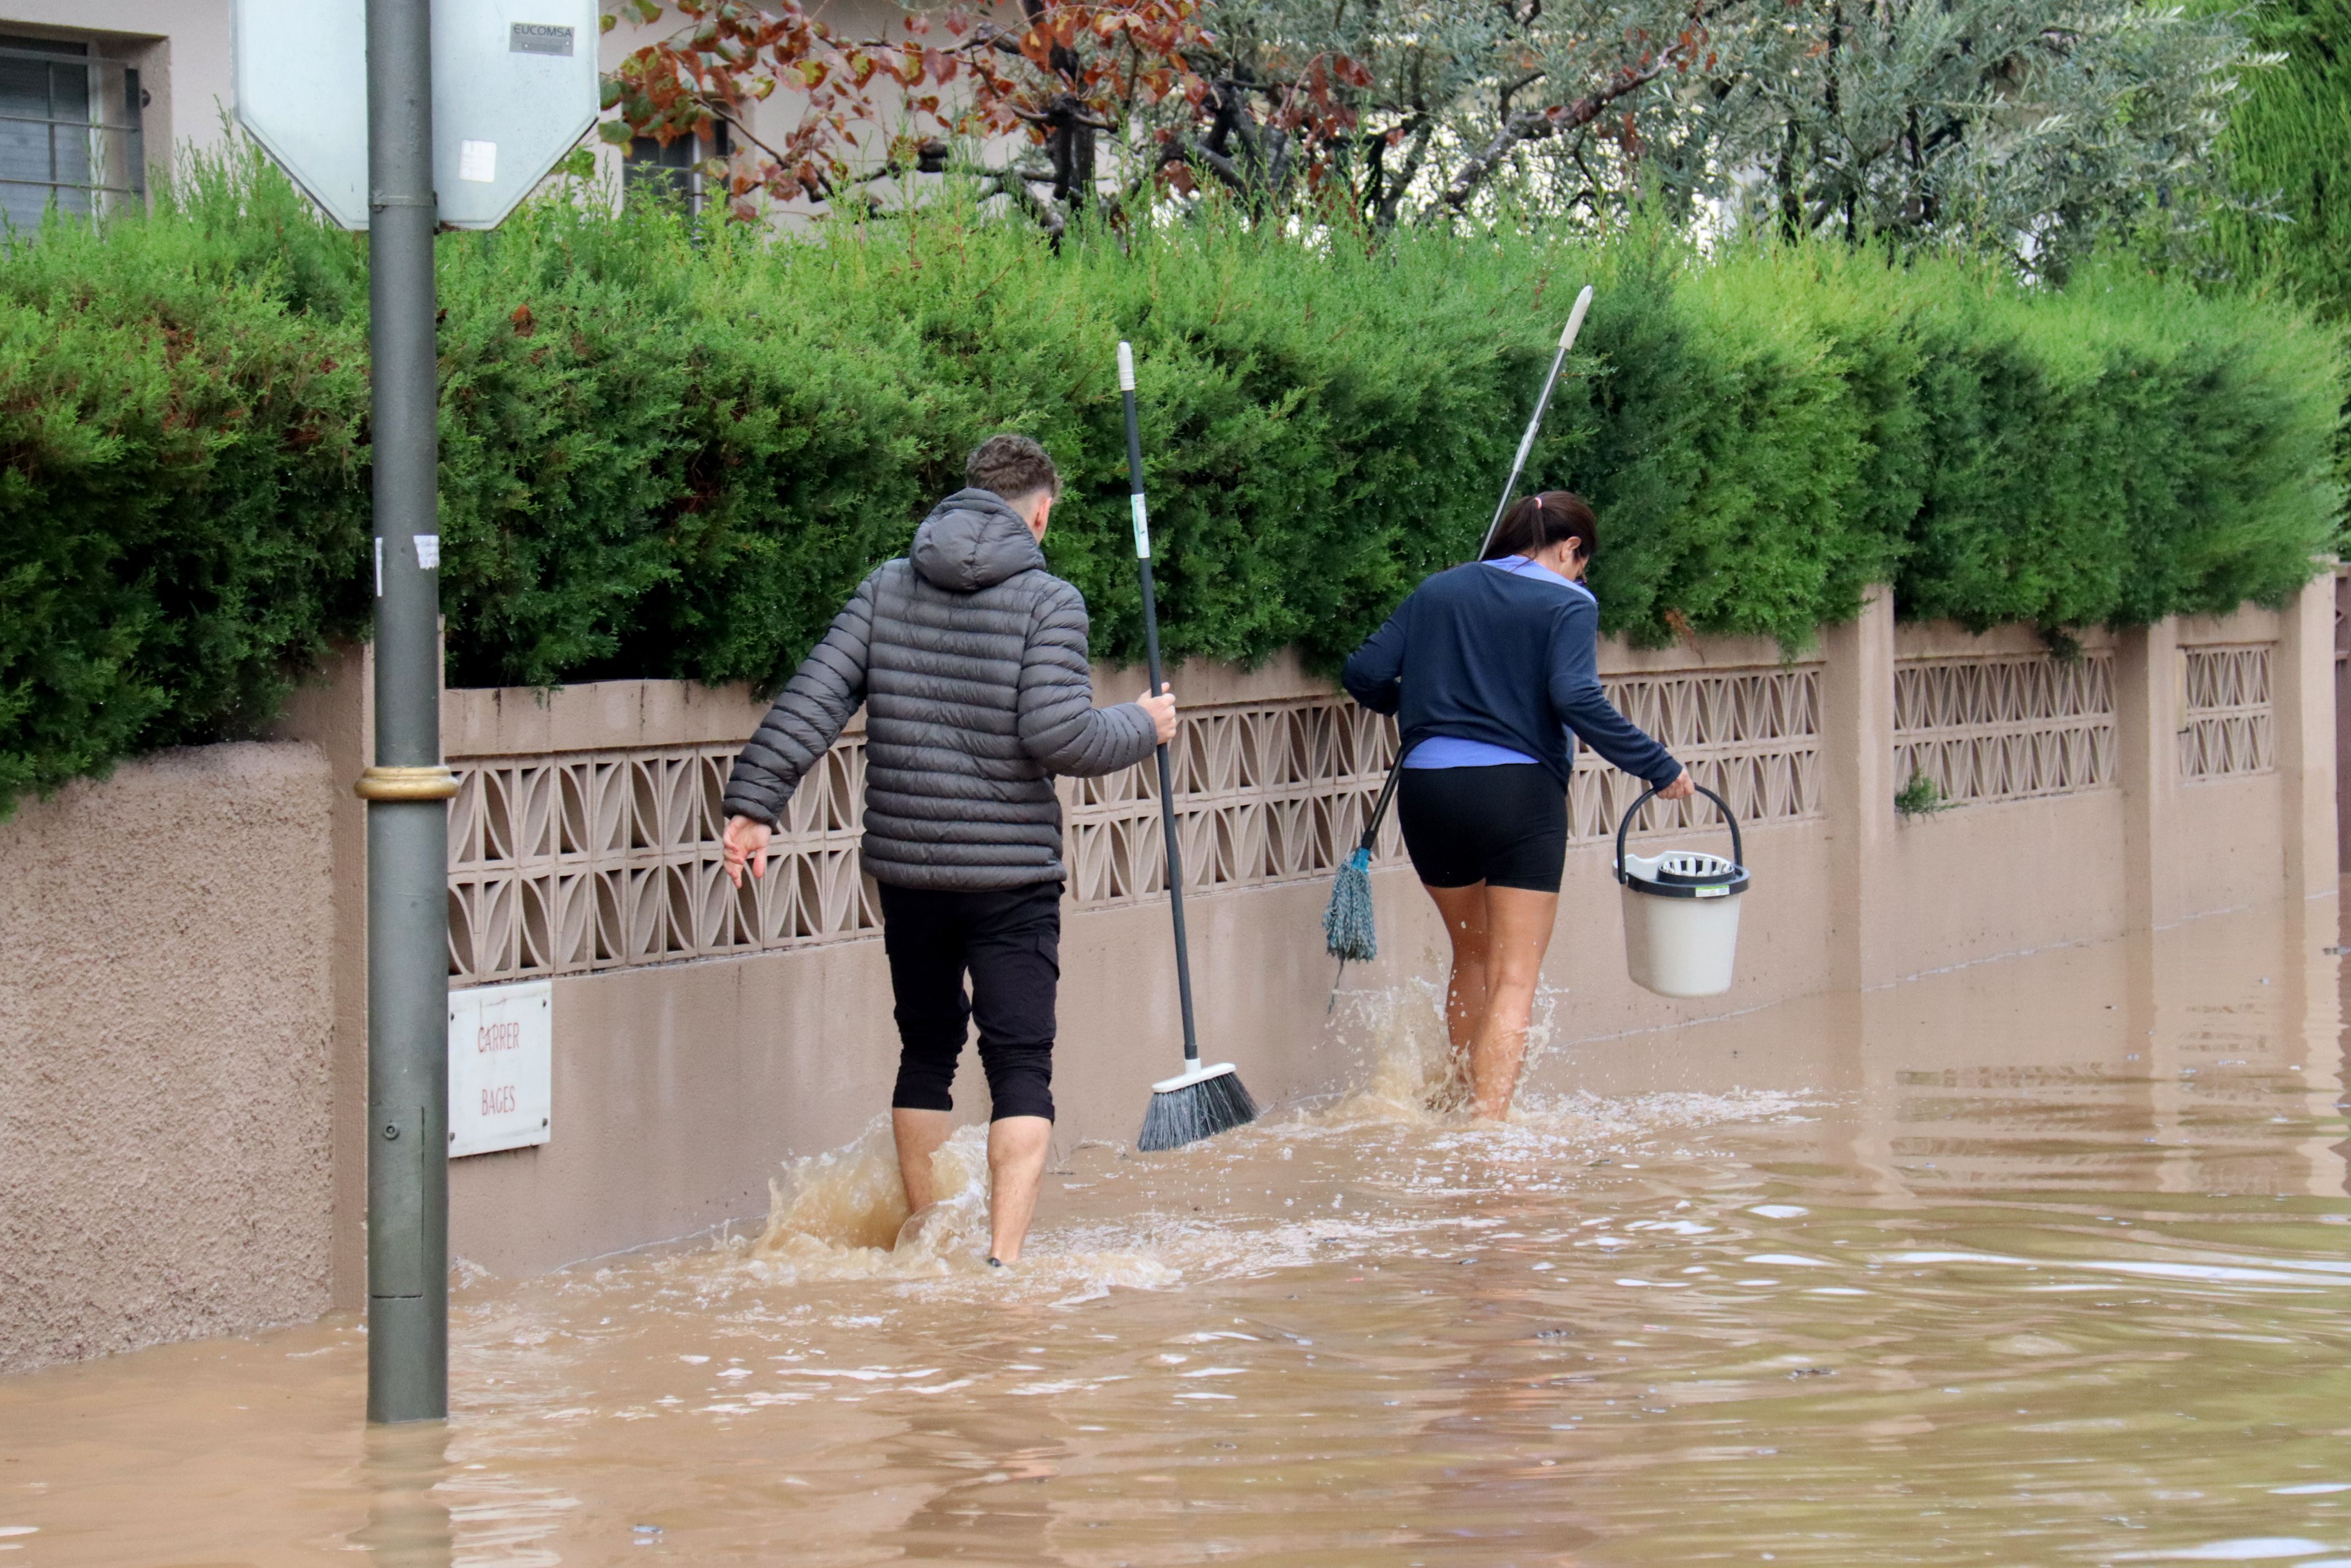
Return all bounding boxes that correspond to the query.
[909,489,1047,593]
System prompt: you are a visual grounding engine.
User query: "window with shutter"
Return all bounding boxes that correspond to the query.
[0,35,145,231]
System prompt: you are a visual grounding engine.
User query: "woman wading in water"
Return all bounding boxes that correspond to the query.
[1343,492,1691,1118]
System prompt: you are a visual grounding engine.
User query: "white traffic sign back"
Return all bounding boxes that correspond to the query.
[232,0,599,231]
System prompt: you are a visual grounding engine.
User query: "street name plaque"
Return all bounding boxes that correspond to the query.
[447,979,553,1159]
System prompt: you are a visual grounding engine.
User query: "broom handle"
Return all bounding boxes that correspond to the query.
[1120,342,1202,1069]
[1476,285,1594,561]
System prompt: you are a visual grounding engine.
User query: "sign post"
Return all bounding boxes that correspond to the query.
[233,0,598,1425]
[356,0,451,1427]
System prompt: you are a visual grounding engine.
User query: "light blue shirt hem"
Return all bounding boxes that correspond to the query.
[1402,736,1542,769]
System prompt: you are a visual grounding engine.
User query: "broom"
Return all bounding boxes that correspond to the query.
[1122,340,1260,1154]
[1319,285,1597,1003]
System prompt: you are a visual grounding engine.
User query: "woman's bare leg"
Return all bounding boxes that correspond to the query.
[1467,887,1562,1118]
[1423,882,1492,1108]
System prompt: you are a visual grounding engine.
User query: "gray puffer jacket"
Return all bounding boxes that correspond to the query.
[722,489,1159,891]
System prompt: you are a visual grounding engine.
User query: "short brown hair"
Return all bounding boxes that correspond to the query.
[965,434,1060,502]
[1481,490,1598,563]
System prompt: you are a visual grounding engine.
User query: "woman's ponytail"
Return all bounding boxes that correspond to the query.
[1480,490,1598,562]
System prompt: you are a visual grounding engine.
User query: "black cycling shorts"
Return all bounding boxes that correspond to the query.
[1396,763,1569,894]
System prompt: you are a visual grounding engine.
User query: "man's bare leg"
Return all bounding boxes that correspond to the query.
[892,1107,954,1216]
[985,1114,1053,1264]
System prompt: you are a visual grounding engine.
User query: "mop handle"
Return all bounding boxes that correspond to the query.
[1120,342,1203,1068]
[1357,736,1412,854]
[1477,285,1594,561]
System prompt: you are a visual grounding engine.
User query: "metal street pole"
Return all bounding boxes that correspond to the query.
[356,0,451,1425]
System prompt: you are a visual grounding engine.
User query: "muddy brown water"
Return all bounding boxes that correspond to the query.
[8,899,2351,1566]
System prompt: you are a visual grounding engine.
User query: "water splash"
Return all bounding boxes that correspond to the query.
[1324,975,1578,1124]
[739,1120,1178,1301]
[749,1118,990,1279]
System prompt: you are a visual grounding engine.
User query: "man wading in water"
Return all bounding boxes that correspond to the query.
[720,435,1176,1267]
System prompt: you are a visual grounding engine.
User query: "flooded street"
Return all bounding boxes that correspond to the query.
[7,897,2351,1567]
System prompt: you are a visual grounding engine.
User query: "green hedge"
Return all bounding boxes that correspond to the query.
[0,161,369,815]
[1,156,2341,816]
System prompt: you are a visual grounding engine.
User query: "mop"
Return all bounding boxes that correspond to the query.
[1121,341,1261,1154]
[1320,285,1597,1004]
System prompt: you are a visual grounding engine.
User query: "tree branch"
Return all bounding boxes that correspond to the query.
[1377,117,1435,226]
[981,169,1067,236]
[1496,69,1548,124]
[1164,138,1253,194]
[1430,51,1676,216]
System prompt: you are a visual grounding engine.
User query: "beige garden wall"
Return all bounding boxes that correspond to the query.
[1,577,2336,1368]
[422,582,2337,1275]
[0,743,336,1373]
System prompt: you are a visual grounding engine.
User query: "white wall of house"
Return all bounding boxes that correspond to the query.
[0,2,230,204]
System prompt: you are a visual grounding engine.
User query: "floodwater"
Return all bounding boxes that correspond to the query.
[8,898,2351,1567]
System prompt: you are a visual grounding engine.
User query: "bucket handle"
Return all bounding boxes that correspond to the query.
[1614,781,1742,885]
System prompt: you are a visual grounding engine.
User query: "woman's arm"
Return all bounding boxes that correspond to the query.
[1342,608,1408,715]
[1548,597,1681,784]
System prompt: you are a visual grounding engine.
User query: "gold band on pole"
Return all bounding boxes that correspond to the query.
[353,764,460,801]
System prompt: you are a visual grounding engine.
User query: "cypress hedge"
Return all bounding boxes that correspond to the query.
[0,156,2340,816]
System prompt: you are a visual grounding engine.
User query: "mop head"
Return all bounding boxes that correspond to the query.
[1323,846,1377,963]
[1137,1061,1260,1152]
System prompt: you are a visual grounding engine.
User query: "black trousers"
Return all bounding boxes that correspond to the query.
[876,879,1061,1123]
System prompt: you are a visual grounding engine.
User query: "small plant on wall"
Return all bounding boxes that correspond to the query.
[1894,773,1950,818]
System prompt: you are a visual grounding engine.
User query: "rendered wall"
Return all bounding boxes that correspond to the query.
[0,743,335,1373]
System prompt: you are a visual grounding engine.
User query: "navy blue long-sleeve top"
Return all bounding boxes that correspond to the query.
[1341,560,1680,791]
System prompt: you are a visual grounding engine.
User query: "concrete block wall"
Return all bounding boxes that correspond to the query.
[0,744,337,1373]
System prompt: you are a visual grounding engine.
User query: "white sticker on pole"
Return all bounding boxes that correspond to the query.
[373,536,384,597]
[448,978,552,1158]
[414,533,441,571]
[1130,493,1151,560]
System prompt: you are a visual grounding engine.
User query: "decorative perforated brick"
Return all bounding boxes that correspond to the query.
[1893,653,2117,806]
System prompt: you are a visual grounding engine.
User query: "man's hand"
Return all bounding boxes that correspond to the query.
[723,814,774,888]
[1138,682,1178,745]
[1657,768,1696,802]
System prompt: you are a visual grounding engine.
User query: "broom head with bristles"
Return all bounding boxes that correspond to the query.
[1323,845,1377,963]
[1137,1060,1259,1152]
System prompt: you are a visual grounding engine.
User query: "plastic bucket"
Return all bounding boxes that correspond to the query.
[1613,784,1749,998]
